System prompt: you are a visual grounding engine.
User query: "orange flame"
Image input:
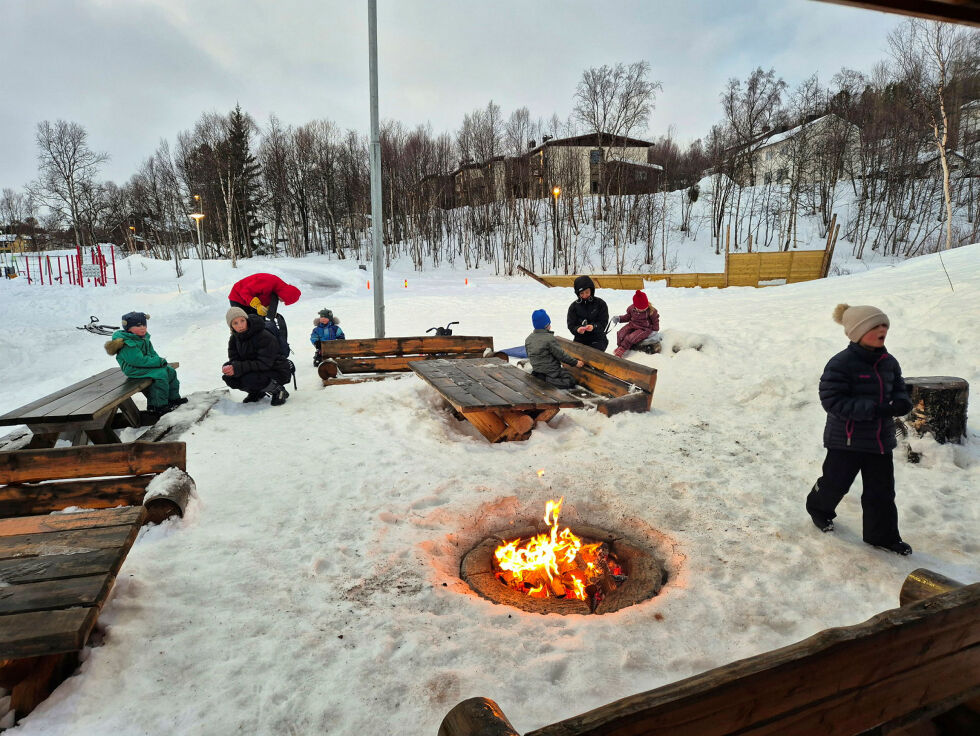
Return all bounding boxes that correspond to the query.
[537,469,545,477]
[493,497,605,601]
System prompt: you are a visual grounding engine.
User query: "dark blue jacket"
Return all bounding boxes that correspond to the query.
[819,342,912,454]
[310,323,344,345]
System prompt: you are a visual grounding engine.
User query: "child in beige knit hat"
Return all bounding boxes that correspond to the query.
[806,303,913,555]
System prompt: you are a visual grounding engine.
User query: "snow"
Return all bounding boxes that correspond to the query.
[1,244,978,735]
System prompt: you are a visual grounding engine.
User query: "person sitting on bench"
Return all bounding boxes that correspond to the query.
[525,309,584,390]
[105,311,186,417]
[611,290,660,358]
[566,275,609,352]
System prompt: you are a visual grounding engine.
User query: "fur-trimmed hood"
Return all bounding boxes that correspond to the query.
[105,329,147,355]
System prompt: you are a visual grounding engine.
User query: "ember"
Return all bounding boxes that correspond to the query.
[493,498,625,609]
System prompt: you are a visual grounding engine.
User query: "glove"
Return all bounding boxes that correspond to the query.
[250,297,268,316]
[611,316,620,324]
[891,398,913,416]
[875,402,896,418]
[159,359,169,367]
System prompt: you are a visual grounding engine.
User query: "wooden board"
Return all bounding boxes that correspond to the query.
[557,337,657,394]
[0,608,99,659]
[0,477,152,518]
[526,583,980,736]
[0,506,144,535]
[321,336,493,359]
[0,369,151,425]
[332,352,488,374]
[0,442,186,484]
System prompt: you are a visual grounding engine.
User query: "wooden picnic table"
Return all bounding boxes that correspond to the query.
[410,357,583,442]
[0,367,152,448]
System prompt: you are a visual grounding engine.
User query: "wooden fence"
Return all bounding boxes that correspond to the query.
[530,249,828,290]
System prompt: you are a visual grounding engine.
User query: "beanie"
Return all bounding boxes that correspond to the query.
[121,312,149,329]
[833,303,889,342]
[632,290,649,310]
[226,306,248,328]
[532,309,551,330]
[318,308,333,320]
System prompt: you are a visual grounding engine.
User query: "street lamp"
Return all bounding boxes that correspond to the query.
[190,211,206,293]
[551,186,562,268]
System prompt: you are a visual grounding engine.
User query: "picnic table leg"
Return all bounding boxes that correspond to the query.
[25,428,58,449]
[9,652,79,719]
[463,410,534,443]
[116,398,142,428]
[85,413,121,444]
[532,407,560,425]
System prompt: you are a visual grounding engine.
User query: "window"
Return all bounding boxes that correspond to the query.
[590,149,603,164]
[591,181,600,194]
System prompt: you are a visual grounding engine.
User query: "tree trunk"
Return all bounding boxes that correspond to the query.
[901,376,969,446]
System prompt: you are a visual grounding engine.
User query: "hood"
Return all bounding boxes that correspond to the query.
[105,329,146,355]
[573,275,596,297]
[234,313,267,337]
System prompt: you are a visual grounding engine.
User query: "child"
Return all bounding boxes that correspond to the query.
[525,309,584,389]
[806,304,913,555]
[611,290,660,358]
[566,275,609,352]
[310,308,345,366]
[105,312,186,417]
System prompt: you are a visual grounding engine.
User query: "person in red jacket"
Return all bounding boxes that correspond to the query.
[228,273,301,319]
[611,290,660,357]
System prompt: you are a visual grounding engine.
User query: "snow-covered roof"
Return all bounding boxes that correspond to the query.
[608,157,664,171]
[756,115,832,150]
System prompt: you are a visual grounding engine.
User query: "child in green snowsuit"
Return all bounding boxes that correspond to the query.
[104,312,185,416]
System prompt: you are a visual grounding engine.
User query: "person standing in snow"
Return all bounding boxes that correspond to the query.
[228,272,301,319]
[566,275,609,352]
[610,290,660,358]
[806,303,913,556]
[525,309,584,389]
[105,312,187,417]
[310,308,344,367]
[221,307,292,406]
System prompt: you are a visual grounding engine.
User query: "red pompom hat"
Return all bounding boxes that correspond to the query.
[632,290,649,310]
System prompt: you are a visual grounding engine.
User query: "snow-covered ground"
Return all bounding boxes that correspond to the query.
[1,245,977,735]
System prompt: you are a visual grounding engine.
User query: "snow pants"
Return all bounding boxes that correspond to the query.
[532,370,576,390]
[142,366,180,409]
[616,325,654,351]
[807,449,900,545]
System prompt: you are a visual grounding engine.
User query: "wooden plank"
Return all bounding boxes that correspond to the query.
[0,548,120,584]
[0,368,120,425]
[0,607,98,659]
[516,265,554,287]
[527,583,980,736]
[0,506,144,536]
[71,379,152,421]
[422,361,515,410]
[321,336,493,359]
[597,392,653,416]
[556,337,656,393]
[333,352,488,374]
[0,574,113,615]
[439,697,522,736]
[453,361,543,408]
[15,372,148,423]
[0,442,185,484]
[496,370,584,408]
[0,524,140,561]
[0,476,152,518]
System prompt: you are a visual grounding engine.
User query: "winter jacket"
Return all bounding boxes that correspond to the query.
[525,328,577,381]
[227,314,292,381]
[105,330,169,378]
[310,322,344,345]
[819,342,912,454]
[566,276,609,348]
[615,305,660,332]
[228,273,301,314]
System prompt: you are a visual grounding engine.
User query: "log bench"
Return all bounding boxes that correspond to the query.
[410,358,583,443]
[0,441,194,524]
[0,506,145,724]
[317,336,497,385]
[0,367,154,448]
[555,337,658,417]
[439,568,979,736]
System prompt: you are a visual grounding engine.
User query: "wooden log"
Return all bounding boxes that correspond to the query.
[0,442,186,484]
[902,376,969,445]
[597,392,653,417]
[439,697,521,736]
[0,476,152,518]
[321,336,493,358]
[9,651,79,720]
[900,568,966,606]
[141,467,196,523]
[317,360,339,381]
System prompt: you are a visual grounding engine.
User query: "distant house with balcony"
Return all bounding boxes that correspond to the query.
[525,133,659,197]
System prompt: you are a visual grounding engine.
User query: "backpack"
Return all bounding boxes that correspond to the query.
[264,314,297,389]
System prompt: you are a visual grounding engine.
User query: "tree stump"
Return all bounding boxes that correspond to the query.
[902,376,969,444]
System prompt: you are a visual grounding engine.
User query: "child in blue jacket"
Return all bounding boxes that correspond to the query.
[311,308,345,366]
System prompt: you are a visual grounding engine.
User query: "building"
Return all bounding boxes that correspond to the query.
[525,133,658,198]
[0,234,32,253]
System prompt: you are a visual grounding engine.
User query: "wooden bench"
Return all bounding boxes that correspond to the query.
[439,569,980,736]
[317,336,497,385]
[0,442,194,524]
[555,337,658,417]
[0,367,153,448]
[410,358,584,443]
[0,506,146,723]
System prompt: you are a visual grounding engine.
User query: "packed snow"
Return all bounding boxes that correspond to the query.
[0,244,977,735]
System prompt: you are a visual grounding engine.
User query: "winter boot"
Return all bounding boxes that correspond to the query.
[614,346,627,358]
[265,380,289,406]
[869,540,913,556]
[808,512,834,533]
[167,397,189,411]
[242,392,265,403]
[313,342,322,367]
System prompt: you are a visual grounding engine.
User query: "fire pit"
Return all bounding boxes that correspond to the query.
[461,498,667,615]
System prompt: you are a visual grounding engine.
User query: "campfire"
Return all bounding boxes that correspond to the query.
[493,498,626,611]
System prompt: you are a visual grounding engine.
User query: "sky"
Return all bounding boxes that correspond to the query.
[1,0,905,191]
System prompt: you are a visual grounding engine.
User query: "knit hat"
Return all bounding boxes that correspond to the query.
[121,312,149,329]
[318,308,333,320]
[226,306,248,328]
[532,309,551,329]
[632,290,649,310]
[833,303,889,342]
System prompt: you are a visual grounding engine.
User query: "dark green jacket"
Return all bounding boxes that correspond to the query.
[105,330,169,379]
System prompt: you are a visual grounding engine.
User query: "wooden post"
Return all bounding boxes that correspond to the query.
[901,376,969,445]
[439,698,520,736]
[820,213,838,278]
[724,224,730,287]
[901,568,966,606]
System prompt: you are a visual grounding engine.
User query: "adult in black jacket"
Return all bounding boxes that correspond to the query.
[221,307,292,405]
[566,275,609,352]
[806,303,913,555]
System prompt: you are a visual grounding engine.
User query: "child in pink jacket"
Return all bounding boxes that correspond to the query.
[612,290,660,357]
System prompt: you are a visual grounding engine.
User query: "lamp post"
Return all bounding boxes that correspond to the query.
[190,211,206,293]
[551,186,562,269]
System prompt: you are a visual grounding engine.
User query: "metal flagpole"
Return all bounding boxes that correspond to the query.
[368,0,385,337]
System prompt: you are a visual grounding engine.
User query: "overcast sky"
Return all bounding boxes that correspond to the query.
[3,0,903,191]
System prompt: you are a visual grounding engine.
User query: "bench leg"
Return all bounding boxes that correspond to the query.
[85,412,121,444]
[116,398,142,428]
[25,428,58,449]
[463,410,535,443]
[8,651,78,720]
